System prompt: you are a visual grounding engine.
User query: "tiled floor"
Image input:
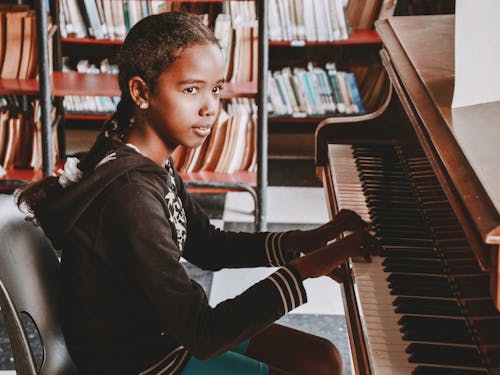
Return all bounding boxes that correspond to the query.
[0,158,353,374]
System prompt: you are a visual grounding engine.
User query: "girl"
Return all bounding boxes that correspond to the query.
[18,12,379,375]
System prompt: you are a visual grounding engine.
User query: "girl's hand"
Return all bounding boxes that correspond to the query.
[284,209,369,255]
[290,229,381,281]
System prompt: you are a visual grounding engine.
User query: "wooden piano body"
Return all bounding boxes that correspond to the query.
[315,16,500,375]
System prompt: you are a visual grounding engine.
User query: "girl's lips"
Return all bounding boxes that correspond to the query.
[192,125,212,137]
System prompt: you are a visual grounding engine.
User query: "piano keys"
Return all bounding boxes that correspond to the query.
[315,15,500,375]
[327,144,500,374]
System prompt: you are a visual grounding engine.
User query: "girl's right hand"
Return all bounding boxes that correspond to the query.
[289,230,381,280]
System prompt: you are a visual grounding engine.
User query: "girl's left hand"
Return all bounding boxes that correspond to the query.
[283,209,369,255]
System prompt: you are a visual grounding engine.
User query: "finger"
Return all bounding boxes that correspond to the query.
[362,248,373,263]
[360,233,383,257]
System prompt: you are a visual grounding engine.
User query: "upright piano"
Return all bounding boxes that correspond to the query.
[315,15,500,375]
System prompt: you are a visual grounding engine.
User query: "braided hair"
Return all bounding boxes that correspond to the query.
[17,11,220,213]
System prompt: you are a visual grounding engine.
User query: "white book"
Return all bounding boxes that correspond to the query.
[125,1,141,29]
[326,0,341,40]
[275,0,289,41]
[101,0,115,39]
[268,0,282,41]
[66,0,88,37]
[268,71,288,115]
[321,0,335,41]
[110,0,126,39]
[93,0,109,38]
[302,0,317,41]
[281,67,300,113]
[83,0,106,39]
[311,0,324,41]
[333,0,349,39]
[293,0,306,40]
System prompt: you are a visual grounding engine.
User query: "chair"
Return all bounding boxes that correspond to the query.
[0,203,78,374]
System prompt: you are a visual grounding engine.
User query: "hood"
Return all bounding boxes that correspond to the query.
[36,138,167,249]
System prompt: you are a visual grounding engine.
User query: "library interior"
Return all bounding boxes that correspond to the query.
[1,0,500,374]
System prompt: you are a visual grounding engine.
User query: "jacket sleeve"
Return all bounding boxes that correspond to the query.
[104,182,307,359]
[173,168,300,271]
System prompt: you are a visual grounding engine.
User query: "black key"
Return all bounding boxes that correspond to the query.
[383,238,435,247]
[393,297,462,316]
[412,365,487,375]
[381,246,438,259]
[462,299,500,316]
[383,258,445,275]
[471,317,500,345]
[399,316,473,344]
[387,274,451,289]
[406,343,483,367]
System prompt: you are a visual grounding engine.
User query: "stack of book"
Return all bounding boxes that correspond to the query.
[268,62,366,117]
[59,0,215,40]
[0,98,58,174]
[268,0,350,42]
[62,57,119,115]
[172,98,256,174]
[221,1,258,82]
[0,5,39,80]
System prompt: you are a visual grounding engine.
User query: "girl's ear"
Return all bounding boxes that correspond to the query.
[128,76,151,109]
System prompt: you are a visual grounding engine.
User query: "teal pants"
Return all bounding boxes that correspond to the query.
[180,340,269,375]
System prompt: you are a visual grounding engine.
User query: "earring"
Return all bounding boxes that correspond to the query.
[139,102,148,110]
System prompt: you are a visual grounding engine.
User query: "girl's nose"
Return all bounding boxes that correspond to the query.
[200,95,219,117]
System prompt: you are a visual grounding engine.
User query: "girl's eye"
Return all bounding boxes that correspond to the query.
[184,87,199,94]
[213,85,224,95]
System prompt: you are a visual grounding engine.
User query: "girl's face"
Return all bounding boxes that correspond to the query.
[146,43,225,152]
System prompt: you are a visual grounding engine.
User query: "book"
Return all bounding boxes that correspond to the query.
[2,114,22,169]
[336,71,354,114]
[345,72,366,114]
[325,63,346,113]
[0,12,5,74]
[65,0,88,38]
[225,112,249,173]
[14,112,34,168]
[17,11,35,79]
[1,10,26,79]
[83,0,107,39]
[25,11,38,79]
[0,109,9,166]
[199,108,230,171]
[268,71,287,115]
[240,113,256,171]
[214,115,237,172]
[110,0,126,39]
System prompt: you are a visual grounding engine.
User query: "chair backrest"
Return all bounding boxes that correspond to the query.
[0,201,78,375]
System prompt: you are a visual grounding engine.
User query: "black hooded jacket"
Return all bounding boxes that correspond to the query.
[35,138,307,374]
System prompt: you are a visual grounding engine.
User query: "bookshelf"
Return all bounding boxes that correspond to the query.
[0,1,60,186]
[0,0,269,230]
[266,0,387,134]
[0,72,257,98]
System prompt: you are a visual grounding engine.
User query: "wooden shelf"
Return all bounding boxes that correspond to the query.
[62,37,123,45]
[179,170,256,187]
[269,113,364,124]
[65,113,111,121]
[0,72,257,98]
[63,30,382,48]
[0,167,256,194]
[269,30,381,46]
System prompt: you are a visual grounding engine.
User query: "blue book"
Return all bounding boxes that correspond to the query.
[325,63,346,114]
[301,71,322,114]
[345,73,366,114]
